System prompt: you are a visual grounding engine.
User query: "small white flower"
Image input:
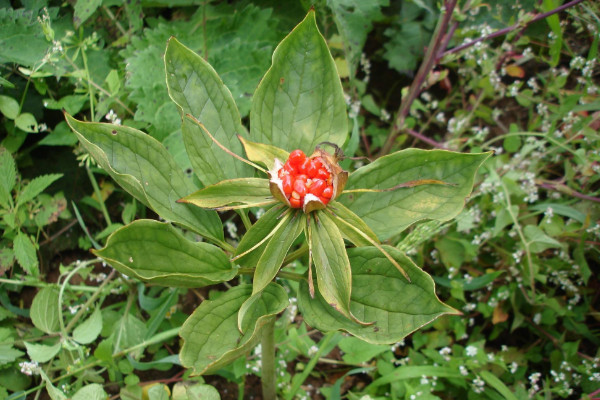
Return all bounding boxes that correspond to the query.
[465,345,478,357]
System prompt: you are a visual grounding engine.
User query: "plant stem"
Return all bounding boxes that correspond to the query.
[65,269,116,333]
[81,48,95,122]
[261,318,277,400]
[86,166,113,225]
[380,0,457,155]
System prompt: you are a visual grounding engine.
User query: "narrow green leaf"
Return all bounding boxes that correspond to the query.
[298,246,458,344]
[72,307,103,344]
[234,205,285,268]
[252,211,305,294]
[251,10,348,153]
[179,283,287,375]
[309,210,360,324]
[341,149,491,239]
[479,370,520,400]
[65,113,223,243]
[180,178,275,211]
[72,383,108,400]
[17,173,62,207]
[238,136,289,170]
[30,286,60,334]
[327,201,379,246]
[24,340,62,363]
[14,232,38,276]
[367,365,463,389]
[166,37,253,186]
[0,148,16,205]
[95,220,235,288]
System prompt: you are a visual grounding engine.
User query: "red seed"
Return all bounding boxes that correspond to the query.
[319,196,330,205]
[282,175,293,195]
[288,149,306,167]
[293,179,307,196]
[306,158,322,177]
[283,162,296,175]
[322,186,333,199]
[289,197,302,208]
[316,168,329,180]
[308,179,326,196]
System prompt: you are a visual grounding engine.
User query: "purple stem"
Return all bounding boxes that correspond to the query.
[538,182,600,203]
[407,129,447,149]
[442,0,586,58]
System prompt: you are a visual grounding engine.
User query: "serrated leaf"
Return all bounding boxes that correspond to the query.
[341,150,491,239]
[0,8,50,66]
[0,147,16,207]
[65,114,224,244]
[238,136,289,170]
[73,0,102,28]
[14,232,38,276]
[251,10,348,153]
[72,383,108,400]
[298,246,457,344]
[95,220,235,287]
[309,210,358,324]
[327,0,389,77]
[17,173,62,207]
[72,307,102,344]
[30,286,60,334]
[24,340,62,363]
[0,95,19,120]
[179,283,287,375]
[180,178,274,211]
[234,205,285,268]
[165,37,253,186]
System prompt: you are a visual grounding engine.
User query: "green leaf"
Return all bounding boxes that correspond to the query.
[38,121,79,147]
[0,95,19,120]
[17,173,62,207]
[309,210,357,324]
[341,150,491,239]
[24,340,62,363]
[251,10,348,153]
[72,307,102,344]
[43,95,87,116]
[298,246,457,344]
[185,384,221,400]
[252,211,305,295]
[367,365,463,389]
[234,205,285,268]
[72,384,108,400]
[166,37,253,186]
[65,114,224,244]
[95,220,235,287]
[0,343,24,365]
[179,283,287,375]
[338,336,388,364]
[327,0,389,77]
[73,0,102,28]
[180,178,274,211]
[0,147,16,207]
[524,225,564,253]
[14,232,38,276]
[239,136,289,170]
[328,201,379,246]
[0,8,50,67]
[15,113,38,133]
[479,370,519,400]
[30,286,60,334]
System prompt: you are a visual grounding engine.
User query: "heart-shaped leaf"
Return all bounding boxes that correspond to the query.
[165,38,253,186]
[341,149,491,239]
[251,10,348,153]
[179,283,287,375]
[298,246,458,344]
[95,220,235,287]
[179,178,275,211]
[65,113,224,244]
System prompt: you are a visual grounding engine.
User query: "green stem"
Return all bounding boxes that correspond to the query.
[0,278,97,292]
[86,167,113,225]
[286,331,336,400]
[81,47,95,121]
[237,268,304,282]
[283,242,308,265]
[237,209,252,231]
[261,318,277,400]
[65,269,116,333]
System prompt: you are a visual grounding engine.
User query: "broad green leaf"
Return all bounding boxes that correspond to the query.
[73,0,102,28]
[65,114,223,244]
[179,283,287,375]
[338,336,388,364]
[72,307,103,344]
[0,147,16,208]
[234,205,286,268]
[341,150,491,239]
[327,201,379,246]
[72,383,108,400]
[524,225,564,253]
[0,344,24,365]
[165,37,253,186]
[309,210,357,324]
[147,385,170,400]
[30,286,60,334]
[186,384,221,400]
[327,0,389,77]
[0,95,19,120]
[180,178,274,211]
[298,246,457,344]
[239,136,289,170]
[251,10,348,153]
[252,210,305,294]
[14,232,38,276]
[95,220,235,288]
[41,370,68,400]
[17,173,62,207]
[38,121,79,147]
[24,340,62,363]
[0,8,50,67]
[15,113,38,133]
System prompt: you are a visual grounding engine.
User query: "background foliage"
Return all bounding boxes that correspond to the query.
[0,0,598,399]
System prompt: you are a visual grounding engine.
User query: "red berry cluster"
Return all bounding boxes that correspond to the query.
[278,150,333,208]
